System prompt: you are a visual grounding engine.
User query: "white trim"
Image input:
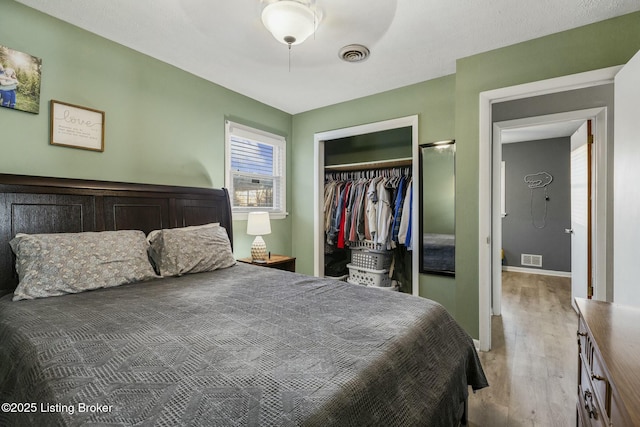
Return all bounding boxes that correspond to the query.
[478,65,620,352]
[502,265,572,278]
[226,121,285,146]
[500,161,506,217]
[591,108,609,302]
[493,107,607,312]
[494,109,606,130]
[325,157,412,171]
[491,124,503,316]
[313,115,419,296]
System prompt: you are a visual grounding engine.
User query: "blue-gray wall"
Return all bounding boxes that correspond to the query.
[502,138,571,271]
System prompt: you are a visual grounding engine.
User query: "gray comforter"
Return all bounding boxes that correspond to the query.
[0,263,487,426]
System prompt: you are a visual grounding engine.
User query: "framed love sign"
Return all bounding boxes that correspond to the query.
[50,100,105,152]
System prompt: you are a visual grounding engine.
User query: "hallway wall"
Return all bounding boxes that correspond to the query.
[502,137,571,272]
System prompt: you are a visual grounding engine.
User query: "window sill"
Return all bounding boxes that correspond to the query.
[232,212,288,221]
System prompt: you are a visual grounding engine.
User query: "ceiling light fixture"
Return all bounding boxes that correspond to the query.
[261,1,320,47]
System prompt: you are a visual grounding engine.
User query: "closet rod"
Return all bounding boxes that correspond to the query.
[324,157,412,172]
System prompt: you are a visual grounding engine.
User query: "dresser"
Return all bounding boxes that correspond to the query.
[575,298,640,426]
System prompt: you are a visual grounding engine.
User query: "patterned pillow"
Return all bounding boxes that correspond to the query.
[10,230,159,301]
[147,224,236,277]
[146,222,219,244]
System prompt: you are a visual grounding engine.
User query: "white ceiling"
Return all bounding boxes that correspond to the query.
[16,0,640,114]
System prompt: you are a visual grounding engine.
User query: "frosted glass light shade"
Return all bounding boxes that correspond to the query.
[247,212,272,236]
[261,1,319,45]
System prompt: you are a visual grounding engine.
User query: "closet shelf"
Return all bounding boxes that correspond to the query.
[324,157,412,172]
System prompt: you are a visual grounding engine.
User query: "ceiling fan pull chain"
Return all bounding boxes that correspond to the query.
[285,36,295,72]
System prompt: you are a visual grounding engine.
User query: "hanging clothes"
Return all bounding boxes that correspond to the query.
[366,176,381,243]
[349,179,367,242]
[390,176,407,248]
[324,167,412,250]
[324,181,338,234]
[405,184,413,250]
[398,178,412,250]
[336,182,352,249]
[326,181,343,245]
[376,178,393,248]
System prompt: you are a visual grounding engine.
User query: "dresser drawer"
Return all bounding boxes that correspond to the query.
[579,356,608,426]
[590,351,611,417]
[577,318,590,361]
[578,383,607,427]
[578,317,611,420]
[576,298,640,427]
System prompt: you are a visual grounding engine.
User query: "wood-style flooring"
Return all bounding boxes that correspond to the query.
[467,271,578,427]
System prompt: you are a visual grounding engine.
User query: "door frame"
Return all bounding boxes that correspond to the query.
[313,115,420,295]
[492,108,606,317]
[478,66,620,351]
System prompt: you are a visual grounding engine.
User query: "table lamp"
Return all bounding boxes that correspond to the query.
[247,211,271,263]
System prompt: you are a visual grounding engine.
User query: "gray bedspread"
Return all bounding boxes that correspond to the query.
[0,263,487,426]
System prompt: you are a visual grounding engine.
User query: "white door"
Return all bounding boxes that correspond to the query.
[570,122,589,311]
[613,50,640,306]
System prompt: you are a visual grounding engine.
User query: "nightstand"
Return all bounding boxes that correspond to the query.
[237,254,296,272]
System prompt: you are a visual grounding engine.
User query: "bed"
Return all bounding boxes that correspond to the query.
[0,174,487,426]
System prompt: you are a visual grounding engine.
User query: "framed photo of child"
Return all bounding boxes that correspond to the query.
[0,44,42,114]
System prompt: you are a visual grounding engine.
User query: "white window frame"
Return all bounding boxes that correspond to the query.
[225,120,287,220]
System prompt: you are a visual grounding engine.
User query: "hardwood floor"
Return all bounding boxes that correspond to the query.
[467,271,578,427]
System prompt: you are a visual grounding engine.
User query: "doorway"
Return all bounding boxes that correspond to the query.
[477,66,620,351]
[492,107,607,315]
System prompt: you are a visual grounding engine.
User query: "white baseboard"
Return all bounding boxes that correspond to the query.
[502,265,571,278]
[473,339,481,351]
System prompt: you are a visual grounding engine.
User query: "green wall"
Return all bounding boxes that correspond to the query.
[292,12,640,337]
[4,0,640,338]
[324,127,412,166]
[452,12,640,336]
[292,75,458,312]
[0,0,293,258]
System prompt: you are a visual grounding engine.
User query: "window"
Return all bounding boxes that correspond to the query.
[225,120,286,219]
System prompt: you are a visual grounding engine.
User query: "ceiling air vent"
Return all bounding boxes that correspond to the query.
[339,44,370,63]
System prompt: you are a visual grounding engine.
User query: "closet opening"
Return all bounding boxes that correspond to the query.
[324,160,413,292]
[313,115,419,296]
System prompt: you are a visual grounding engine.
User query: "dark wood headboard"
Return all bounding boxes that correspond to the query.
[0,174,233,296]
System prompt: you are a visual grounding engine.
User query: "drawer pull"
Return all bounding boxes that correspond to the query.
[577,331,587,346]
[583,390,599,420]
[591,373,606,382]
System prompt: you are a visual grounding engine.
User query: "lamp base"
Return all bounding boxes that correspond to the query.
[251,235,267,262]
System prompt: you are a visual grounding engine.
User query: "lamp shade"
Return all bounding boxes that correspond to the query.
[261,0,319,45]
[247,212,272,236]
